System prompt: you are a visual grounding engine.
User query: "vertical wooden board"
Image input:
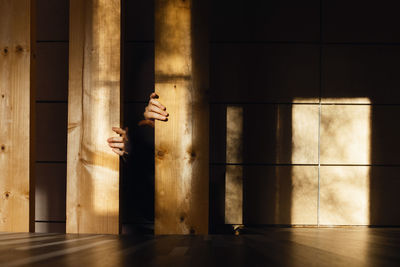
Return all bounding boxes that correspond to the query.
[67,0,121,234]
[155,0,209,235]
[0,0,35,232]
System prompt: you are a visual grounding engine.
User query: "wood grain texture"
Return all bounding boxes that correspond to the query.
[0,0,35,232]
[67,0,120,234]
[155,0,209,234]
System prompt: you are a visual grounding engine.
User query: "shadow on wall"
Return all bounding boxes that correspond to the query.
[211,94,400,230]
[210,103,294,232]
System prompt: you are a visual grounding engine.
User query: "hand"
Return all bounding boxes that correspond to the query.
[139,92,168,127]
[107,127,129,156]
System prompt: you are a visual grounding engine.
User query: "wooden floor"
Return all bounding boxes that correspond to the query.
[1,228,400,266]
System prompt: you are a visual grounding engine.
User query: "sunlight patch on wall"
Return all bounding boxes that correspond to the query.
[320,99,371,225]
[319,166,370,225]
[290,105,319,224]
[291,105,319,164]
[225,106,243,224]
[320,103,371,164]
[290,98,371,225]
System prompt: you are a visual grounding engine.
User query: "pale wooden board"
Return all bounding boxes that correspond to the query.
[0,0,35,232]
[67,0,120,234]
[155,0,209,235]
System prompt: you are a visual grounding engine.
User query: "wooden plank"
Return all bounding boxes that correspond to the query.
[155,0,209,234]
[67,0,121,234]
[0,0,35,232]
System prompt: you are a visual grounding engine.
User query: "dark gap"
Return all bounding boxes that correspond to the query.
[35,220,66,223]
[36,161,67,164]
[36,101,68,104]
[36,40,69,43]
[125,40,155,44]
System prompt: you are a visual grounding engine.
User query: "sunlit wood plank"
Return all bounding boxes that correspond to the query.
[0,0,35,232]
[67,0,121,234]
[155,0,209,234]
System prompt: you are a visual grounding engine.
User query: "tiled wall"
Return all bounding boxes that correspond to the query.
[209,0,400,228]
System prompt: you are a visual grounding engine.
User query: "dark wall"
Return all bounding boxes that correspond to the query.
[35,0,69,232]
[209,0,400,229]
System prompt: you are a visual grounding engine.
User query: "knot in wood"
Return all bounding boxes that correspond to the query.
[157,150,165,157]
[1,145,5,151]
[1,94,4,98]
[3,47,8,54]
[187,150,196,163]
[15,45,23,53]
[4,191,10,198]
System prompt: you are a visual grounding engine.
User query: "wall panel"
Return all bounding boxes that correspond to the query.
[323,0,400,43]
[322,46,400,104]
[37,0,69,41]
[36,163,66,222]
[210,44,320,103]
[36,43,68,101]
[36,103,67,162]
[211,0,320,42]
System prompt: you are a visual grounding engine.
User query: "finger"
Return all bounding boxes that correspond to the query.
[150,92,159,99]
[107,136,124,143]
[145,111,168,121]
[112,127,126,135]
[150,99,166,111]
[138,119,155,127]
[109,142,124,149]
[149,104,168,116]
[112,148,124,156]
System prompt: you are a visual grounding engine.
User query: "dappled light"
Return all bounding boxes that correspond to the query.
[290,98,371,225]
[67,0,120,234]
[154,0,209,234]
[225,106,243,225]
[290,166,318,224]
[89,0,120,215]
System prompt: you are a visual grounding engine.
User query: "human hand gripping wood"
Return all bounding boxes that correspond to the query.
[107,93,168,156]
[107,127,129,156]
[139,92,169,127]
